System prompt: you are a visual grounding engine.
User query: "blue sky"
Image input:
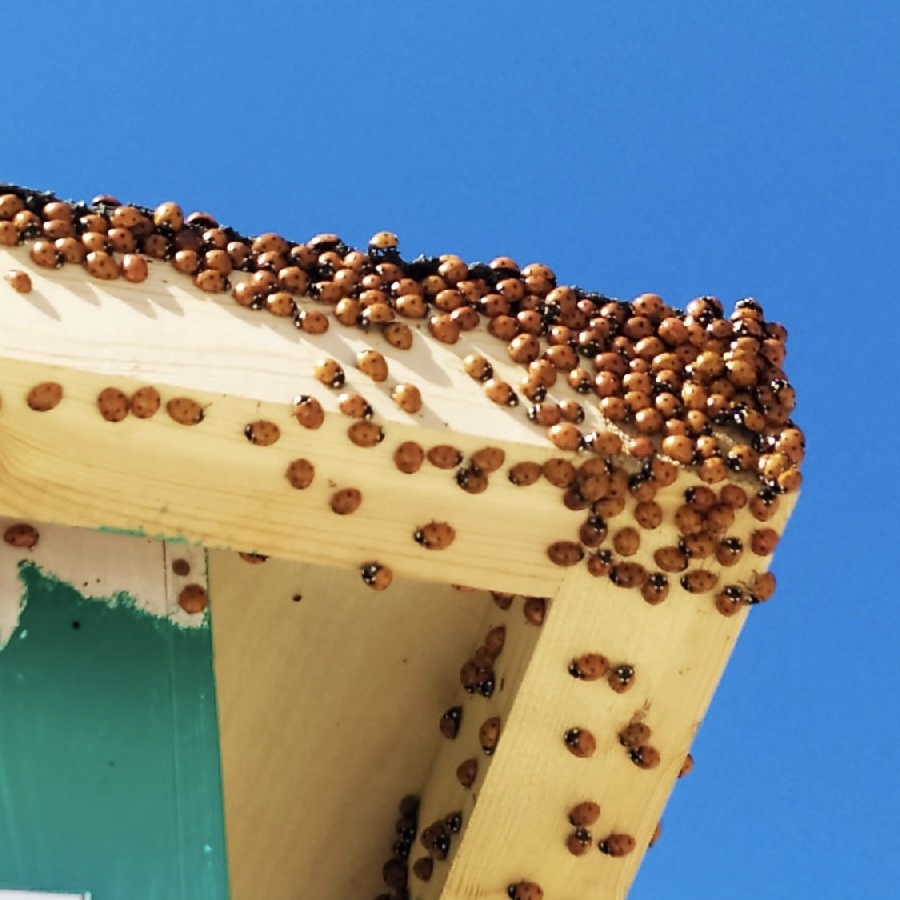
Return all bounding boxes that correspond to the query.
[3,1,899,896]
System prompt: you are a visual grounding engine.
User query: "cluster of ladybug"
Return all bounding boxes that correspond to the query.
[2,184,798,611]
[0,184,803,496]
[376,794,464,898]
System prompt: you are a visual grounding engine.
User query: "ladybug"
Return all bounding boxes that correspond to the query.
[568,800,601,827]
[714,584,745,616]
[484,378,519,407]
[330,488,362,515]
[85,250,120,281]
[427,445,463,469]
[393,441,425,474]
[27,381,64,412]
[715,536,744,566]
[507,880,544,900]
[444,810,462,833]
[347,421,384,447]
[641,572,670,605]
[634,500,663,530]
[556,400,584,425]
[566,828,593,856]
[612,527,640,557]
[439,706,462,739]
[368,230,400,260]
[541,457,576,488]
[456,757,478,788]
[618,721,652,749]
[749,488,780,522]
[391,383,422,414]
[547,541,584,567]
[750,528,779,556]
[680,569,719,594]
[598,833,636,857]
[479,716,501,755]
[629,744,661,769]
[412,857,433,882]
[414,521,456,550]
[338,392,374,420]
[420,821,451,860]
[356,349,389,382]
[294,309,330,334]
[3,522,40,549]
[428,313,461,344]
[523,596,547,626]
[29,240,61,268]
[547,422,583,452]
[607,663,635,693]
[492,591,515,610]
[563,727,596,758]
[56,237,86,264]
[96,387,130,422]
[586,549,614,578]
[471,446,505,474]
[285,458,315,489]
[152,201,184,233]
[482,624,506,658]
[243,420,281,446]
[313,358,345,389]
[508,333,541,364]
[680,531,717,559]
[120,253,149,283]
[719,483,748,509]
[166,397,205,425]
[568,653,609,680]
[679,753,694,778]
[177,583,208,615]
[360,562,393,590]
[382,857,407,891]
[456,465,488,494]
[508,461,542,486]
[382,321,413,350]
[648,821,663,848]
[746,570,776,603]
[238,551,268,564]
[661,434,694,464]
[292,394,325,429]
[130,386,161,418]
[578,515,608,548]
[609,562,647,589]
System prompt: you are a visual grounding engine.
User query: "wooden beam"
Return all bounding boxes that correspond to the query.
[0,246,606,596]
[207,550,491,899]
[409,483,795,899]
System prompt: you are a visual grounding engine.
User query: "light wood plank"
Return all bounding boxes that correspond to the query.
[207,550,491,900]
[410,479,795,900]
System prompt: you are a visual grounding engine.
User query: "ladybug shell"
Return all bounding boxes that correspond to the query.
[330,488,362,515]
[178,583,208,614]
[547,541,584,567]
[292,395,325,429]
[166,397,204,425]
[414,521,456,550]
[508,461,542,486]
[284,458,315,490]
[96,387,130,422]
[130,386,161,418]
[427,445,463,469]
[3,523,40,549]
[26,381,63,411]
[244,420,281,446]
[393,441,425,474]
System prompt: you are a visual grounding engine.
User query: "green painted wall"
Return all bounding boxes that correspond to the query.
[0,562,228,899]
